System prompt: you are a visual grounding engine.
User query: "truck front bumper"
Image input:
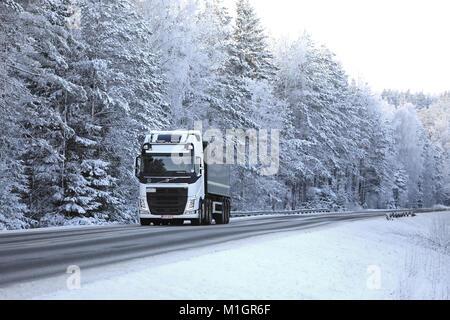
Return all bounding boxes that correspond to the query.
[139,211,199,219]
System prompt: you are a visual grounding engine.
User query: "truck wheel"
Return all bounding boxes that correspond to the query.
[202,198,212,225]
[140,218,151,226]
[214,199,226,225]
[213,213,224,224]
[191,199,204,226]
[225,199,231,224]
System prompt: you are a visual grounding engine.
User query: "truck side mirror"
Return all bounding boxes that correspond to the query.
[135,156,141,178]
[195,157,202,177]
[195,164,200,176]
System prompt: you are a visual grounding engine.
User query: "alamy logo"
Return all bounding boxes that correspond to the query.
[171,121,280,176]
[66,265,81,290]
[366,265,381,290]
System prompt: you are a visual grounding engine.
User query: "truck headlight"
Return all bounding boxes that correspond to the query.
[185,197,196,211]
[140,199,149,212]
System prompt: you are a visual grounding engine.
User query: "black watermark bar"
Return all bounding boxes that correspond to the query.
[1,300,447,319]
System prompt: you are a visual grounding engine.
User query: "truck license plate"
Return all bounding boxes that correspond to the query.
[161,216,173,220]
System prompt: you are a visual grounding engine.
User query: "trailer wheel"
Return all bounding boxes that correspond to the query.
[213,213,224,224]
[225,199,231,224]
[223,199,228,224]
[214,199,226,225]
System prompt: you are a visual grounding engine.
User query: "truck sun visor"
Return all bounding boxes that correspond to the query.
[156,134,182,143]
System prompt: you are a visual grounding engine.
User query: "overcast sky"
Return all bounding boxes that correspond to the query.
[223,0,450,94]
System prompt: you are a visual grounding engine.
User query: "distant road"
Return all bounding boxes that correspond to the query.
[0,211,389,287]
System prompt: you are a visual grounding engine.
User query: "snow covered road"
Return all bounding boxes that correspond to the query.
[1,211,449,299]
[0,212,382,286]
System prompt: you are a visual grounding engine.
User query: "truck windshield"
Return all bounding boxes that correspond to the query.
[140,153,194,177]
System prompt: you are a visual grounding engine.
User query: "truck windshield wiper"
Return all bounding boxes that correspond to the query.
[158,176,190,183]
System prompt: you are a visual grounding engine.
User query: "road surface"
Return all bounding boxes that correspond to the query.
[0,212,386,287]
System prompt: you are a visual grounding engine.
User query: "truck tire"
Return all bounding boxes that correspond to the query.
[140,218,151,226]
[191,199,204,226]
[153,220,163,226]
[203,198,212,225]
[214,199,226,224]
[213,213,224,224]
[225,198,231,224]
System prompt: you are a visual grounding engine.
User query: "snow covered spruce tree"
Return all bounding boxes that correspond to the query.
[348,83,395,209]
[4,0,88,225]
[0,0,169,227]
[199,0,256,130]
[0,0,34,229]
[233,0,276,81]
[390,104,428,208]
[419,94,450,205]
[58,0,170,223]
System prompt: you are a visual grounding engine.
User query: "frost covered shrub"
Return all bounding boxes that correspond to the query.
[38,213,115,228]
[38,213,69,228]
[0,214,30,231]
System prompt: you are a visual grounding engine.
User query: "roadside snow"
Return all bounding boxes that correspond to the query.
[5,212,450,300]
[0,221,122,234]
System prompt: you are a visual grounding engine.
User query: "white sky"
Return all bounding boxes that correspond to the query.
[222,0,450,94]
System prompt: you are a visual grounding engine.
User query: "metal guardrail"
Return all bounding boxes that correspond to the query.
[413,207,450,213]
[231,207,450,218]
[231,208,331,217]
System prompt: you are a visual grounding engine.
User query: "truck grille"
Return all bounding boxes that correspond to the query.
[147,188,188,215]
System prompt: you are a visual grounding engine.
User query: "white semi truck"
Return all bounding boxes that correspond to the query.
[135,130,231,226]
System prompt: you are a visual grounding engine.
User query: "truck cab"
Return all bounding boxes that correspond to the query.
[135,130,231,226]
